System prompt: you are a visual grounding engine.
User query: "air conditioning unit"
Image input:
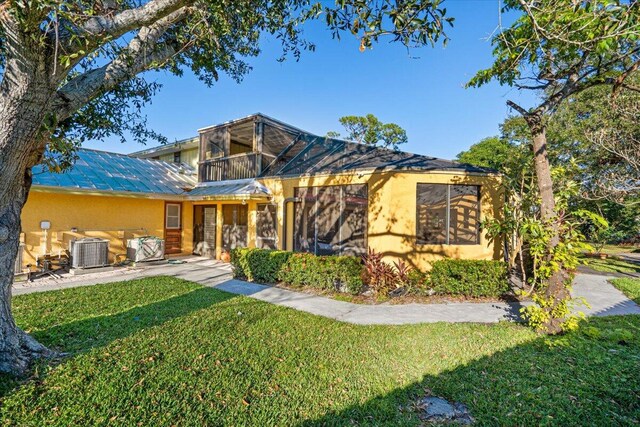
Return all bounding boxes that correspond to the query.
[14,243,24,275]
[69,238,110,269]
[127,237,165,262]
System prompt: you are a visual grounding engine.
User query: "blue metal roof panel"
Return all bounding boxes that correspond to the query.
[188,180,271,197]
[32,149,197,195]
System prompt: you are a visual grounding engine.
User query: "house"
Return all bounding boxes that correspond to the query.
[19,113,501,271]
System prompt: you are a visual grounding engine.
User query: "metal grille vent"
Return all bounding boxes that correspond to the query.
[14,243,25,274]
[127,237,165,262]
[69,238,110,269]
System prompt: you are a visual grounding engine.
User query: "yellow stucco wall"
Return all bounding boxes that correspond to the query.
[20,190,193,266]
[259,170,502,271]
[21,169,501,272]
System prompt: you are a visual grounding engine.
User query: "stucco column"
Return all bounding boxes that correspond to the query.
[247,201,256,248]
[216,203,223,259]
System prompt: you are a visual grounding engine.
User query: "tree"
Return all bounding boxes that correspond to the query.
[334,114,408,149]
[549,79,640,205]
[468,0,640,333]
[0,1,452,374]
[456,136,517,172]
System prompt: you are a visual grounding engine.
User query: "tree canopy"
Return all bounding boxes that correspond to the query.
[333,114,408,149]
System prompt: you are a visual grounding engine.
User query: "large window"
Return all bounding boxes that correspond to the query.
[416,184,480,245]
[293,185,368,256]
[256,204,278,249]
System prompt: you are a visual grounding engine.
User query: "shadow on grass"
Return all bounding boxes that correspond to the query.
[0,286,237,398]
[31,286,236,354]
[301,317,640,426]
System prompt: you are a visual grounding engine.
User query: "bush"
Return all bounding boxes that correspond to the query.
[231,248,364,295]
[230,248,291,283]
[279,253,364,295]
[429,259,509,297]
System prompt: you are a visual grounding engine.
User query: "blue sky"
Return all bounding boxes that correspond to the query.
[86,1,539,160]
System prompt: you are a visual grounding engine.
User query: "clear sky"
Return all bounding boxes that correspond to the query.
[85,1,539,160]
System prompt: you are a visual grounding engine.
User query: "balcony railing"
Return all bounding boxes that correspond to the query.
[199,152,259,182]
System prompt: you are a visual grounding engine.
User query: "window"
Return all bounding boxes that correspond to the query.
[293,185,367,256]
[173,151,181,163]
[416,184,480,245]
[256,204,277,249]
[166,203,181,229]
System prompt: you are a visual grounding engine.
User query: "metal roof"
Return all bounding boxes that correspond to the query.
[266,135,492,177]
[32,149,197,196]
[187,179,271,200]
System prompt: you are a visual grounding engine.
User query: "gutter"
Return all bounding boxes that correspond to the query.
[31,185,188,201]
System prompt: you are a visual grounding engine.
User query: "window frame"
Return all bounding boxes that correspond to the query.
[415,183,481,246]
[165,203,182,230]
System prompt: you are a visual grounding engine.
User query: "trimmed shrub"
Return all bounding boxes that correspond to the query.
[230,248,291,283]
[231,248,364,295]
[278,253,364,295]
[429,259,509,297]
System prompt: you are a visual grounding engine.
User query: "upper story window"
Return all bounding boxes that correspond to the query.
[173,151,181,164]
[416,184,480,245]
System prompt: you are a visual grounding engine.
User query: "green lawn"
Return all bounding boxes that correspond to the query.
[581,256,640,275]
[611,278,640,304]
[1,277,639,426]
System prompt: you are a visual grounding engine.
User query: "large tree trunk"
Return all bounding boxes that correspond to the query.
[527,115,570,334]
[0,17,57,374]
[0,86,56,373]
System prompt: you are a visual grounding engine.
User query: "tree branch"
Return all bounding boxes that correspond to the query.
[506,100,530,117]
[82,0,189,40]
[53,7,191,120]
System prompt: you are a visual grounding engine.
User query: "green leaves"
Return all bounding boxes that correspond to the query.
[337,113,408,148]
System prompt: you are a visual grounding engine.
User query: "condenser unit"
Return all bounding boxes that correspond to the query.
[69,238,110,269]
[127,237,165,262]
[14,243,24,275]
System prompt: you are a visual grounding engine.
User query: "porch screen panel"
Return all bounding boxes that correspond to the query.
[256,204,278,249]
[416,184,448,245]
[293,188,315,253]
[340,185,368,255]
[315,186,342,255]
[449,185,480,244]
[203,207,217,255]
[293,184,368,256]
[222,204,248,249]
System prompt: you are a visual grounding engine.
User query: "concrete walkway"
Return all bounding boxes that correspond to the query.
[215,273,640,325]
[13,258,640,324]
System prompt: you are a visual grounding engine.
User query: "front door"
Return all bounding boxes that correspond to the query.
[165,202,182,254]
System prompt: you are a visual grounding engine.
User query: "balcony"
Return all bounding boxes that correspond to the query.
[199,152,259,182]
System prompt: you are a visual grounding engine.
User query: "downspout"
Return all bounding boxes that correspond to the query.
[282,197,300,251]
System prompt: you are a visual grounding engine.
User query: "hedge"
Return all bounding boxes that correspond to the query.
[278,253,364,295]
[230,248,364,295]
[231,248,292,283]
[428,259,509,297]
[231,248,510,298]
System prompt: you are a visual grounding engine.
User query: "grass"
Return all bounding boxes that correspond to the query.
[1,276,639,426]
[581,256,640,275]
[593,244,640,255]
[610,278,640,305]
